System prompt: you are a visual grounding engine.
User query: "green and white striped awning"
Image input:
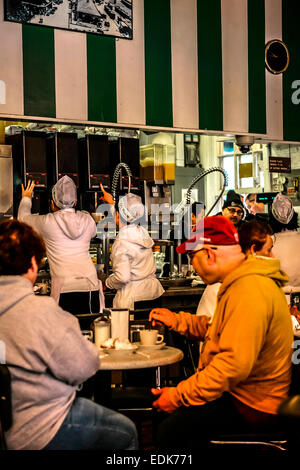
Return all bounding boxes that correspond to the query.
[0,0,300,142]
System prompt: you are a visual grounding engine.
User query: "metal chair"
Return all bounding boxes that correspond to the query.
[0,364,12,450]
[209,347,300,454]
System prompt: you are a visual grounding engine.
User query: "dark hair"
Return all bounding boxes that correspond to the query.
[0,219,46,275]
[268,210,299,234]
[190,202,206,215]
[245,193,255,202]
[238,219,273,254]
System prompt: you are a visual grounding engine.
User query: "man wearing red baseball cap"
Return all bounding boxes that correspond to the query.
[149,215,293,449]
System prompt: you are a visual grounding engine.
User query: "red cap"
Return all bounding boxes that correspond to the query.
[176,215,239,254]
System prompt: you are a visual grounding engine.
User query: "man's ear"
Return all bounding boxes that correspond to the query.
[23,256,38,284]
[206,247,217,265]
[30,256,38,274]
[250,244,256,255]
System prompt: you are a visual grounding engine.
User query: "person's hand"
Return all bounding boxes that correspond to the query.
[100,183,115,206]
[21,180,35,198]
[149,308,176,329]
[151,387,178,413]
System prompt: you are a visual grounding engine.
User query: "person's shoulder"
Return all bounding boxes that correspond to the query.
[26,295,76,322]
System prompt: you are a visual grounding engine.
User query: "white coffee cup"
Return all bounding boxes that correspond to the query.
[140,330,164,346]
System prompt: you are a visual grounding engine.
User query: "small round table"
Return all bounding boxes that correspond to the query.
[99,346,184,371]
[94,346,184,405]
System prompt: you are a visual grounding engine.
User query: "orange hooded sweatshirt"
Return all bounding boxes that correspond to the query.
[168,255,294,415]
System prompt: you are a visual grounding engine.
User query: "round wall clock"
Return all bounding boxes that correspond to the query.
[265,39,290,74]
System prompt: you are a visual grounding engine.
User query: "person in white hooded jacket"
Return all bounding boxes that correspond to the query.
[18,176,104,314]
[105,192,164,309]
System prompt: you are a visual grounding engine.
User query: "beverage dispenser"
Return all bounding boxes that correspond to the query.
[78,134,111,214]
[53,132,79,187]
[6,130,52,215]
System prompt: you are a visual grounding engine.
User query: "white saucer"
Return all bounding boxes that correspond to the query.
[99,352,108,359]
[100,344,138,355]
[136,342,166,350]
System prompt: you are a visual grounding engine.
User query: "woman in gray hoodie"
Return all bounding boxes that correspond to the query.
[0,219,137,450]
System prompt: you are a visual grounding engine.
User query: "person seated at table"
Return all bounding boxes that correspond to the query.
[196,218,274,318]
[149,215,293,449]
[0,219,138,450]
[100,185,164,309]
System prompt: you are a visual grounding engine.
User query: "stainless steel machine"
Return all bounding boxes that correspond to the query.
[0,145,13,221]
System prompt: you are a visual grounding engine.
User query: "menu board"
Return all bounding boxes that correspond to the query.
[269,156,291,173]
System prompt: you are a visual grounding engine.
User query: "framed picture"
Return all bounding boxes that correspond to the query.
[4,0,133,39]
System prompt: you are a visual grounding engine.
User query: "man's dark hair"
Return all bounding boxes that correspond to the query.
[238,219,273,254]
[0,219,46,275]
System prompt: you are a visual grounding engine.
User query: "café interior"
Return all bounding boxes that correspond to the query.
[2,0,300,454]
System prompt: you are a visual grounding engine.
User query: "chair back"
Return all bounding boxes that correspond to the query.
[0,364,12,432]
[289,340,300,396]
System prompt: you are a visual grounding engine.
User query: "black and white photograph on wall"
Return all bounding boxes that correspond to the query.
[4,0,133,39]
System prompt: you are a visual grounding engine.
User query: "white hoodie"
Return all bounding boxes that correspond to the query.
[105,224,164,309]
[18,197,103,306]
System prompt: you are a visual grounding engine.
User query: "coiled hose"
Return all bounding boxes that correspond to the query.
[186,167,228,216]
[111,162,132,203]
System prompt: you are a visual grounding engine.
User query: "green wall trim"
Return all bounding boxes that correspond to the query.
[197,0,223,131]
[144,0,173,127]
[87,34,117,123]
[22,25,56,118]
[248,0,266,134]
[282,0,300,142]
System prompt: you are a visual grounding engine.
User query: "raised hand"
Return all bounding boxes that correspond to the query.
[21,180,35,199]
[100,183,115,206]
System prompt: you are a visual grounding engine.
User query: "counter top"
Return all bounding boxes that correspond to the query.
[162,286,205,296]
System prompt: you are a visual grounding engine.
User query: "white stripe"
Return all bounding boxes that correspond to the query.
[221,0,248,133]
[116,0,145,125]
[265,0,283,141]
[170,0,198,129]
[0,0,23,116]
[54,29,87,121]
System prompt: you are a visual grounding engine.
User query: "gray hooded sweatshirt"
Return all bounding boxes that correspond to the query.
[0,276,100,450]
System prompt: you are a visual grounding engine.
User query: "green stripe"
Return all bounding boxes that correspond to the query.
[248,0,266,134]
[197,0,223,131]
[282,0,300,142]
[87,35,117,123]
[22,25,56,117]
[144,0,173,127]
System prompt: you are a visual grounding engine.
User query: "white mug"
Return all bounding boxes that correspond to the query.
[140,329,164,346]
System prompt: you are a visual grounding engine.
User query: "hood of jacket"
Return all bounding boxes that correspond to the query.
[117,225,154,249]
[0,276,33,317]
[53,209,93,240]
[218,254,289,300]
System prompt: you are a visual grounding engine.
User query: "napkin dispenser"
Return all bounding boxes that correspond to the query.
[108,308,129,341]
[93,312,111,348]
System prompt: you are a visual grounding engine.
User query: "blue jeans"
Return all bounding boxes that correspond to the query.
[43,397,138,450]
